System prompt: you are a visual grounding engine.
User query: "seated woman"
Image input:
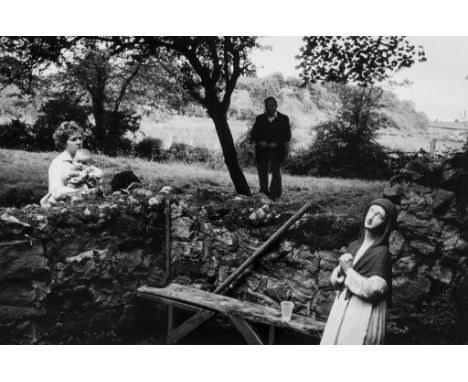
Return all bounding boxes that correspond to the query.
[40,122,102,208]
[320,198,397,345]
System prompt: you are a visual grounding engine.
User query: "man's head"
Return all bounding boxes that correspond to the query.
[264,97,278,117]
[74,148,92,166]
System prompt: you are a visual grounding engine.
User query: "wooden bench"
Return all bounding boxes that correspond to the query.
[137,283,325,345]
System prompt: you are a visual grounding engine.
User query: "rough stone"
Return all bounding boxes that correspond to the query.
[318,250,340,271]
[409,240,436,256]
[393,274,431,305]
[389,230,409,259]
[427,262,453,285]
[382,184,404,203]
[432,189,456,212]
[397,212,441,238]
[0,240,47,281]
[148,195,165,210]
[393,255,419,273]
[171,217,194,240]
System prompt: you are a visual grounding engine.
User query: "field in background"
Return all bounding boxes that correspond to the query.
[138,114,467,153]
[0,148,385,216]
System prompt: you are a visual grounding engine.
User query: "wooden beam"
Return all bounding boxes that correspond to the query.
[228,314,263,345]
[167,310,216,345]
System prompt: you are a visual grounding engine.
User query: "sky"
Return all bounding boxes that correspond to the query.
[251,36,468,122]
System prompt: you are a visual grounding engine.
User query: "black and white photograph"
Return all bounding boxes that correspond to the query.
[0,1,467,380]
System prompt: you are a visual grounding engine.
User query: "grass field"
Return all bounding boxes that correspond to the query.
[138,114,466,153]
[0,148,385,216]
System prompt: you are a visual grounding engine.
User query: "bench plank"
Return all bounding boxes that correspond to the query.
[138,284,325,337]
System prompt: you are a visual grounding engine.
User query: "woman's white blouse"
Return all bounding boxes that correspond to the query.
[48,151,74,199]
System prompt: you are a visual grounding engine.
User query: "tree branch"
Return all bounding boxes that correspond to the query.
[113,60,142,113]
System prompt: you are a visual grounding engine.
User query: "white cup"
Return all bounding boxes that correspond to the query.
[281,301,294,322]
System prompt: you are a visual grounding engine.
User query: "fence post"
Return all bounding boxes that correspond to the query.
[430,139,436,158]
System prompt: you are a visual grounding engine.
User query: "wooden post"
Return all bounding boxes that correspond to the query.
[268,325,275,345]
[164,199,171,280]
[430,139,436,158]
[166,305,174,344]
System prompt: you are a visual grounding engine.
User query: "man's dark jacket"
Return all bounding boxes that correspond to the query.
[250,112,291,159]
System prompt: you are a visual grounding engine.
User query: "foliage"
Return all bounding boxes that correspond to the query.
[294,37,428,179]
[306,120,390,179]
[284,86,398,179]
[297,36,426,87]
[134,137,167,161]
[98,110,140,156]
[248,75,283,108]
[0,119,35,150]
[168,143,214,164]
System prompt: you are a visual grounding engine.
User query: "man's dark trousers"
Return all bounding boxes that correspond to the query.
[256,147,284,200]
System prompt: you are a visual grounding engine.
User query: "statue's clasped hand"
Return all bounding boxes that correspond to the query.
[339,253,353,274]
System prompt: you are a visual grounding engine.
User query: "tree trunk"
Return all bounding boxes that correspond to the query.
[209,109,251,196]
[92,91,106,150]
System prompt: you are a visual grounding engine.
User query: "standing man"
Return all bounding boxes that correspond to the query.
[250,97,291,200]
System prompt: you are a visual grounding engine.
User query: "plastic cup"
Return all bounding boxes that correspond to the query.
[281,301,294,322]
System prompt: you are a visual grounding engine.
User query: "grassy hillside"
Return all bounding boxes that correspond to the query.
[138,75,442,152]
[0,148,385,217]
[1,74,444,153]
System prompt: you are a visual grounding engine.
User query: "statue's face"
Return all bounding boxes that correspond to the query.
[265,100,277,116]
[364,205,386,230]
[66,134,83,156]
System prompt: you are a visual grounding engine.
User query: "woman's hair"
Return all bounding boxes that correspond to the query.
[52,121,84,151]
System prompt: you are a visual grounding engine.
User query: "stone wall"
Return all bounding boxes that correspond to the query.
[383,151,468,343]
[0,151,467,344]
[0,189,167,344]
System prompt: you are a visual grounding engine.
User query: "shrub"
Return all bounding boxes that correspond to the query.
[134,137,167,161]
[0,119,35,150]
[235,131,256,168]
[305,120,391,179]
[168,143,214,164]
[284,148,313,176]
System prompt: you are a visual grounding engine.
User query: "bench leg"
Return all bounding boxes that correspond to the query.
[228,314,263,345]
[167,310,215,344]
[268,325,275,345]
[165,305,173,344]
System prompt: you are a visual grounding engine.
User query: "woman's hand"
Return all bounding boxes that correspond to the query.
[339,253,353,275]
[61,169,80,182]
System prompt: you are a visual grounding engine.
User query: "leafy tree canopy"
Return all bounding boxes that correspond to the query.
[297,36,426,87]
